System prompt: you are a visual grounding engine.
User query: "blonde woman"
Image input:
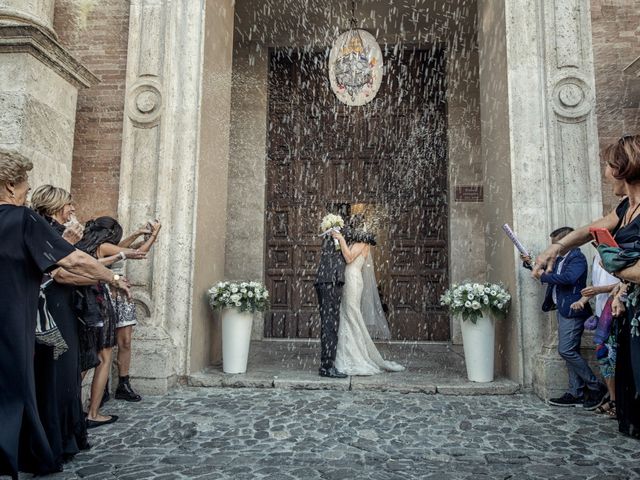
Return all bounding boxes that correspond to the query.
[30,185,92,464]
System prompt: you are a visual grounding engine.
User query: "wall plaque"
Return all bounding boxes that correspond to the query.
[455,185,484,202]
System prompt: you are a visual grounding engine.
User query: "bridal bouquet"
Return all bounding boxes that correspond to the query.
[440,282,511,323]
[207,281,270,314]
[320,213,344,250]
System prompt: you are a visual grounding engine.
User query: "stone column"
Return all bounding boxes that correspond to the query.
[0,0,97,189]
[118,0,233,392]
[478,0,601,395]
[447,7,483,347]
[532,0,601,399]
[225,44,268,341]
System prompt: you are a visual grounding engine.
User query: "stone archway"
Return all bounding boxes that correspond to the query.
[264,47,450,341]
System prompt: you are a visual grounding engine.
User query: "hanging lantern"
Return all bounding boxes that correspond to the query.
[329,2,383,106]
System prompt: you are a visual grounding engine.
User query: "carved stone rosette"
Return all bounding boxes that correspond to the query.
[551,74,595,121]
[126,77,163,128]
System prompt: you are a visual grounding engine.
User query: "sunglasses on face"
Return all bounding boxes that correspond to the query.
[619,134,634,144]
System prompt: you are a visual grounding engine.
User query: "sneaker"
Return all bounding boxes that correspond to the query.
[548,393,583,407]
[583,386,608,411]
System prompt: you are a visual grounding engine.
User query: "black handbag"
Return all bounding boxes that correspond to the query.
[36,278,69,359]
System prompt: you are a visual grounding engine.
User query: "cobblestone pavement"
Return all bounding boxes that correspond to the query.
[34,387,640,480]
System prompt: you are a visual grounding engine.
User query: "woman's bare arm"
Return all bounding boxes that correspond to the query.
[55,250,131,297]
[118,225,151,248]
[614,263,640,284]
[98,253,128,267]
[532,209,620,278]
[97,243,147,261]
[134,221,161,253]
[333,233,365,264]
[50,267,98,286]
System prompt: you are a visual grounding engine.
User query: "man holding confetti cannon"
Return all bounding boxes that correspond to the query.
[503,224,607,409]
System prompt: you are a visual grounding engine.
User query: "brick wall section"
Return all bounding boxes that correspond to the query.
[53,0,130,221]
[591,0,640,213]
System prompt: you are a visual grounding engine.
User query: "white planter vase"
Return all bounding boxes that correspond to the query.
[460,312,495,382]
[221,309,254,374]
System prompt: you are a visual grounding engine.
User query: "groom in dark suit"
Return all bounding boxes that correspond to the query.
[315,220,376,378]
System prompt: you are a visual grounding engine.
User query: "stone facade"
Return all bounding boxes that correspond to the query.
[44,0,640,226]
[13,0,640,395]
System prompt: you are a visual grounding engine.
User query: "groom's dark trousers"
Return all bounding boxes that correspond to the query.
[316,282,343,369]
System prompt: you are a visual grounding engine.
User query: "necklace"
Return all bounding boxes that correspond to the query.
[623,200,640,228]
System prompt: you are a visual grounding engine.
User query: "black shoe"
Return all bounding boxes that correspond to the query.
[583,386,608,411]
[86,415,119,429]
[548,393,583,407]
[319,367,348,378]
[115,379,142,402]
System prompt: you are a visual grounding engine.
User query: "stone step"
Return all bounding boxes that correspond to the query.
[188,369,520,395]
[190,340,520,395]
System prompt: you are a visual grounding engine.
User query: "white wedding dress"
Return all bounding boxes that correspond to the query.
[334,255,405,375]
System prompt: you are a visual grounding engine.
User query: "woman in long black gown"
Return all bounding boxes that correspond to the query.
[608,196,640,437]
[601,137,640,437]
[0,151,132,479]
[31,185,91,463]
[0,153,74,478]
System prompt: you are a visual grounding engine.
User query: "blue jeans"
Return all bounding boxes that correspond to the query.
[557,313,601,397]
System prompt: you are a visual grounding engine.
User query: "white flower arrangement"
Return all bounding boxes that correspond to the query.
[440,282,511,323]
[207,281,270,314]
[320,213,344,232]
[320,214,345,250]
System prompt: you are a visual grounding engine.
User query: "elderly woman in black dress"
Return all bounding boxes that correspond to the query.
[0,151,130,479]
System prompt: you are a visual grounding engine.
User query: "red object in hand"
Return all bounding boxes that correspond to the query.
[589,227,619,247]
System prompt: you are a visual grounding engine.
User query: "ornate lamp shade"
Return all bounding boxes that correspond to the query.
[329,29,383,106]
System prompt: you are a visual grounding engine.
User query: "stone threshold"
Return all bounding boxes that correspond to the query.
[189,340,520,395]
[188,369,520,395]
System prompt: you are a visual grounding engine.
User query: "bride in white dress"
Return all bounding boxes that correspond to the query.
[331,230,405,375]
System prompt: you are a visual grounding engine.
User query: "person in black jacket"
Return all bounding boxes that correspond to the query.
[315,220,375,378]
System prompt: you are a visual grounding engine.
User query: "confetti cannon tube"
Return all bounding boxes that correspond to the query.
[502,224,531,257]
